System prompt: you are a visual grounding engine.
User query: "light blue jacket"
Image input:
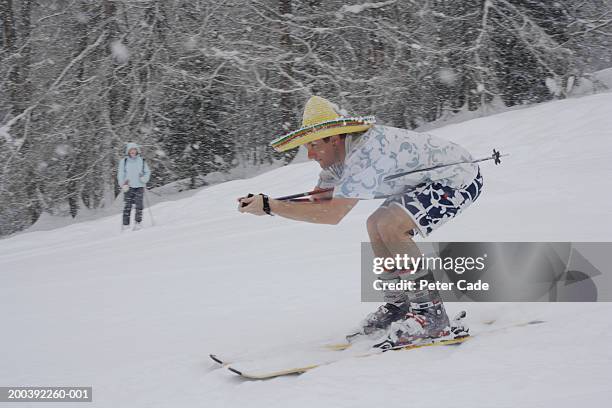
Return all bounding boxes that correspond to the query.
[117,142,151,188]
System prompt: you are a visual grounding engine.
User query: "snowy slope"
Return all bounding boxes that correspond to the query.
[1,92,611,408]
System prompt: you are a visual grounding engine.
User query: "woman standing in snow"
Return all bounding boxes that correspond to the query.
[117,142,151,230]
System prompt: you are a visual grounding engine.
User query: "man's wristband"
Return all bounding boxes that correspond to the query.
[261,194,272,215]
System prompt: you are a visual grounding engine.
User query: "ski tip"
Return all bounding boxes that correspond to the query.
[527,320,546,325]
[209,354,224,365]
[227,367,243,376]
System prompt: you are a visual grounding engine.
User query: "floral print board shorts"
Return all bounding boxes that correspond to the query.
[381,170,483,237]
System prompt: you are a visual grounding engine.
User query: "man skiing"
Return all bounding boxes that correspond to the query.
[117,142,151,231]
[238,96,482,347]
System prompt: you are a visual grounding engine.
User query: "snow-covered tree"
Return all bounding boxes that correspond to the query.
[0,0,610,235]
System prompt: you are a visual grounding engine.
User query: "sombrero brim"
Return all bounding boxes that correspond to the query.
[270,116,375,152]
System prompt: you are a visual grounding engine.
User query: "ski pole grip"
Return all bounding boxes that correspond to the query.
[241,193,254,207]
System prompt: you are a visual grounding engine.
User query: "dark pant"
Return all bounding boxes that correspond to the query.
[123,187,144,225]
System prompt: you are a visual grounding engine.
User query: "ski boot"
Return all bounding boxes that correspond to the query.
[373,308,469,350]
[373,300,452,350]
[133,222,142,231]
[347,268,413,341]
[372,269,468,349]
[347,302,411,342]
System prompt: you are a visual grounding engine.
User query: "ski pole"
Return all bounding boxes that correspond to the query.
[274,188,333,201]
[256,149,504,204]
[383,149,507,182]
[274,150,505,201]
[240,188,333,208]
[143,188,156,226]
[120,190,126,231]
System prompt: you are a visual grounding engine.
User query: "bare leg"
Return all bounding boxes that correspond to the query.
[370,204,422,263]
[366,208,393,259]
[354,205,425,338]
[368,203,450,332]
[366,205,423,305]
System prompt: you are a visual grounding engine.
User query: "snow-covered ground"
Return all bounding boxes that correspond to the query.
[1,92,611,407]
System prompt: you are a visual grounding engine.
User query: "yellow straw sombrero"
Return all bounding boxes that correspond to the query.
[270,96,375,152]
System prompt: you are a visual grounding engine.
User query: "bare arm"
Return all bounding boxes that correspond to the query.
[269,197,358,224]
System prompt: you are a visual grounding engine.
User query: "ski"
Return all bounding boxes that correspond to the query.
[224,335,470,380]
[210,319,545,379]
[208,342,346,367]
[209,354,227,366]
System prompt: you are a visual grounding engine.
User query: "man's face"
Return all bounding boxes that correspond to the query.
[305,136,343,169]
[128,148,138,157]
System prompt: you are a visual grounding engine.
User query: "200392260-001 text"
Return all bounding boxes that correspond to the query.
[0,386,92,402]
